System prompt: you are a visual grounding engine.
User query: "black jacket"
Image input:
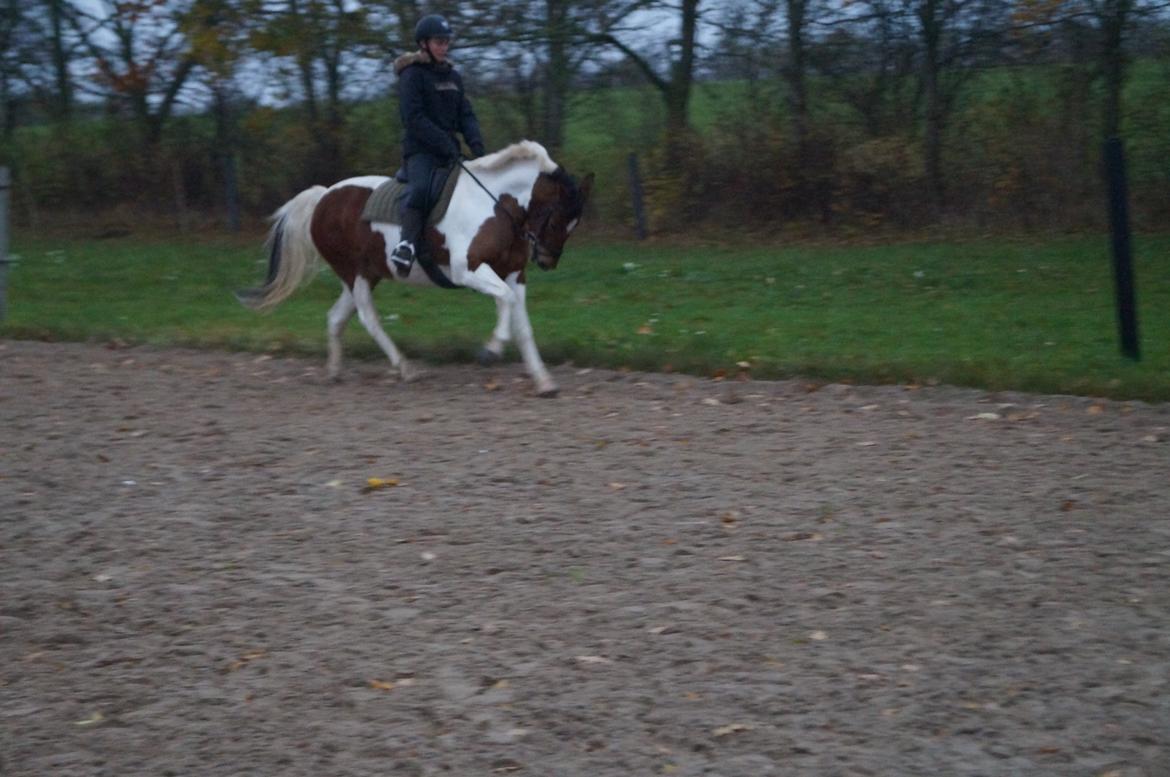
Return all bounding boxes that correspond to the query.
[395,51,484,160]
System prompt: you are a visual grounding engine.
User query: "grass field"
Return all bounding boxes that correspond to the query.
[3,230,1168,401]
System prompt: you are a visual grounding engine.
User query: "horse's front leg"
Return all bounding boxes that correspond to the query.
[458,265,557,397]
[477,295,512,366]
[505,277,557,397]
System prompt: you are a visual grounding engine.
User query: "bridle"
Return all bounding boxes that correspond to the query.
[457,159,559,265]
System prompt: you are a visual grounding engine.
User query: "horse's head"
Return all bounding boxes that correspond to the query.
[524,166,594,270]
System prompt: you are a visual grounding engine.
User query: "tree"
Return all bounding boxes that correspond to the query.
[1,0,85,133]
[1011,0,1170,139]
[894,0,1008,205]
[819,0,919,139]
[252,0,391,181]
[0,0,28,137]
[570,0,700,153]
[40,0,76,121]
[540,0,572,152]
[72,0,199,145]
[185,0,258,229]
[823,0,1009,206]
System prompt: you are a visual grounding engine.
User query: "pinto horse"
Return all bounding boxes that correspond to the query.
[238,140,593,396]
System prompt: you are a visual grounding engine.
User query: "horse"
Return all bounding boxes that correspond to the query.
[237,140,593,397]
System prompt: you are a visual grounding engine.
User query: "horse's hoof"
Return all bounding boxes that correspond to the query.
[327,372,343,383]
[399,363,424,383]
[476,346,502,366]
[535,382,559,398]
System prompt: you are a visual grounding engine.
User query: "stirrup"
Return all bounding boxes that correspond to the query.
[390,241,415,273]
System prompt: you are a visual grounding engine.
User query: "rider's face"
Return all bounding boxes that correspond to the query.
[424,37,451,62]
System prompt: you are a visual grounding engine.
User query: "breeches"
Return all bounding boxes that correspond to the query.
[405,152,443,210]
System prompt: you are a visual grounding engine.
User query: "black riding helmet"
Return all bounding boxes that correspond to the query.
[415,15,453,43]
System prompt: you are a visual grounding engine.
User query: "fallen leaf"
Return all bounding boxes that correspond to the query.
[362,477,399,493]
[968,412,1001,421]
[369,679,395,691]
[227,650,269,671]
[809,630,828,641]
[575,655,612,665]
[608,482,627,491]
[484,379,501,392]
[712,722,754,737]
[637,325,654,335]
[718,555,747,562]
[701,397,721,406]
[1060,499,1076,512]
[1087,404,1105,415]
[74,712,105,726]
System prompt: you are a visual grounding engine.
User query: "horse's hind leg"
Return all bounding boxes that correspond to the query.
[477,296,512,365]
[351,276,420,382]
[326,287,356,381]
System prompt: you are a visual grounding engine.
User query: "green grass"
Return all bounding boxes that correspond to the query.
[3,231,1168,401]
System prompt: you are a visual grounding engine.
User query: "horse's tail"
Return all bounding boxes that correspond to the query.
[236,185,328,311]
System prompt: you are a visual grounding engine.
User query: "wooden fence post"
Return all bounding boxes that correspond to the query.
[627,152,647,240]
[173,159,190,234]
[0,167,10,323]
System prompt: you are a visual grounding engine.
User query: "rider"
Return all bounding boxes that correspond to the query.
[391,14,486,275]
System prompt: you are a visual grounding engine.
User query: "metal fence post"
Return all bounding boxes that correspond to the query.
[0,166,10,323]
[1104,137,1139,361]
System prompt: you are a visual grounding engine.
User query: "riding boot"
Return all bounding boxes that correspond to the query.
[391,206,425,276]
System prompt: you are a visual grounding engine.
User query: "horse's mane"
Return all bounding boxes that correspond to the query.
[467,140,558,174]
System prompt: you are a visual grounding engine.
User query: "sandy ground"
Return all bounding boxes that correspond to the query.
[1,339,1168,777]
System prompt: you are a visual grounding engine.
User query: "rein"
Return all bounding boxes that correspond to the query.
[457,159,546,263]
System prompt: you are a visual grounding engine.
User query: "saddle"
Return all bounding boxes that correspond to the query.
[360,164,461,226]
